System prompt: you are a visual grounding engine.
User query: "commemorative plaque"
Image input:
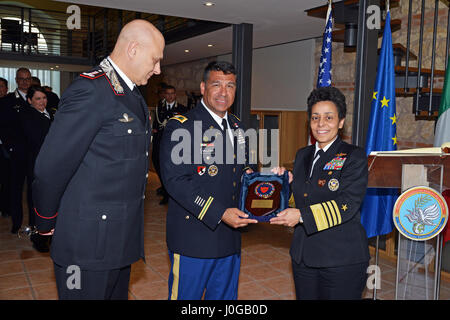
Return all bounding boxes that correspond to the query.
[239,172,290,222]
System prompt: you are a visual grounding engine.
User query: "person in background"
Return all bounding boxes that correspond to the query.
[152,85,187,205]
[31,77,60,117]
[0,77,10,219]
[0,68,31,233]
[270,86,370,300]
[0,77,7,98]
[20,86,53,252]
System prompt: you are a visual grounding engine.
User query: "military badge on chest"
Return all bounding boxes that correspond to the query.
[197,166,206,176]
[328,178,339,191]
[208,165,218,177]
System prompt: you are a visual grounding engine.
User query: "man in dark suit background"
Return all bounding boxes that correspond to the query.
[0,68,32,233]
[32,19,165,300]
[0,77,10,218]
[152,84,187,205]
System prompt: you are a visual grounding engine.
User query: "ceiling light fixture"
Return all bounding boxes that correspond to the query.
[207,44,213,47]
[184,49,190,53]
[204,2,215,7]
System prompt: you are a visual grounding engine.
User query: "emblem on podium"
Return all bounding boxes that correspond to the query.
[393,186,448,241]
[239,172,290,222]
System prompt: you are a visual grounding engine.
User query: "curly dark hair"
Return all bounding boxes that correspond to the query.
[307,86,347,120]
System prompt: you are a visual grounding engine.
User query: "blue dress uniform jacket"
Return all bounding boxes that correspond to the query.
[160,103,250,259]
[32,59,151,270]
[290,137,370,268]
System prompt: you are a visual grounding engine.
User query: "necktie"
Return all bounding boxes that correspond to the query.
[222,118,233,148]
[310,149,324,177]
[221,118,228,130]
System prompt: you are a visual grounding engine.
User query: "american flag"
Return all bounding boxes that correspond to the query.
[317,2,333,88]
[309,1,333,146]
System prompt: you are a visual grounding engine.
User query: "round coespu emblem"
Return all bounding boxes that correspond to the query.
[328,178,339,191]
[393,186,448,241]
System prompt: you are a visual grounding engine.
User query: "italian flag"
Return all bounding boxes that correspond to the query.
[434,59,450,147]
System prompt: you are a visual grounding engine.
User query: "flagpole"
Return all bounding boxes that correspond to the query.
[373,1,388,300]
[373,235,379,299]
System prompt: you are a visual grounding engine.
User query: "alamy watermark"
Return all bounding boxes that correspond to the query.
[366,264,381,290]
[66,265,81,290]
[170,121,279,168]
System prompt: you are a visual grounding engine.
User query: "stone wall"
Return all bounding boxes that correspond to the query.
[160,57,218,106]
[316,0,448,149]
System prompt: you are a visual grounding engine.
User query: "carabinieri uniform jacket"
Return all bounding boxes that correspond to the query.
[290,137,370,268]
[32,58,151,270]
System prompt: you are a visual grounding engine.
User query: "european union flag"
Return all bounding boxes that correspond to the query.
[360,11,398,238]
[317,2,332,88]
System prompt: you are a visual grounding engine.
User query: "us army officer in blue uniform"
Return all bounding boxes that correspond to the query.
[160,61,257,300]
[271,87,370,300]
[32,20,165,300]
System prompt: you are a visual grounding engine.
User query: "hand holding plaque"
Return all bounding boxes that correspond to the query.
[238,171,290,222]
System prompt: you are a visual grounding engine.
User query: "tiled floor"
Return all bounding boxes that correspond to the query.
[0,172,449,300]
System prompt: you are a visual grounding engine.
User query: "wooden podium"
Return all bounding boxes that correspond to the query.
[367,147,449,300]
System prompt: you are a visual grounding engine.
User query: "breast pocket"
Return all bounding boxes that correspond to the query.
[113,122,146,160]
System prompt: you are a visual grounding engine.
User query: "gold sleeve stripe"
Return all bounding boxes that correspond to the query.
[288,194,296,207]
[322,202,335,226]
[325,201,337,226]
[198,196,214,220]
[310,203,329,231]
[331,200,342,224]
[170,253,180,300]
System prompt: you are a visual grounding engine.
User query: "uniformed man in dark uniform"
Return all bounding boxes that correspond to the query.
[0,77,10,218]
[152,85,187,204]
[0,68,32,233]
[32,20,165,300]
[160,61,258,300]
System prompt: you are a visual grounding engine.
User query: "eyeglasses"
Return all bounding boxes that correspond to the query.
[17,77,31,81]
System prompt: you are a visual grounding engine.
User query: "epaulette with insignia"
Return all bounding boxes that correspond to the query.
[170,115,188,123]
[80,69,104,79]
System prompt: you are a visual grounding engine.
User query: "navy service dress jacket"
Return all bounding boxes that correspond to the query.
[290,137,370,268]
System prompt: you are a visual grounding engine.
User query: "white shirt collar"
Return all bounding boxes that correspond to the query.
[107,56,135,91]
[315,136,338,155]
[35,108,50,118]
[17,89,27,101]
[201,98,229,129]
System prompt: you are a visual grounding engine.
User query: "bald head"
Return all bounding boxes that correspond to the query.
[110,19,165,86]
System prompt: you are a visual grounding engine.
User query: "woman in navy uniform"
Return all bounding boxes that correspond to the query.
[270,86,370,299]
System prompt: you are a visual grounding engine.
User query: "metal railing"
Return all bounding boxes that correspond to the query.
[0,4,92,60]
[400,0,450,118]
[0,4,229,66]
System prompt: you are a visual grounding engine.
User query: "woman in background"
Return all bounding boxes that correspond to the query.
[22,86,53,252]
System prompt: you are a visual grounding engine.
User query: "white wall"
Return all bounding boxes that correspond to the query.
[219,38,315,111]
